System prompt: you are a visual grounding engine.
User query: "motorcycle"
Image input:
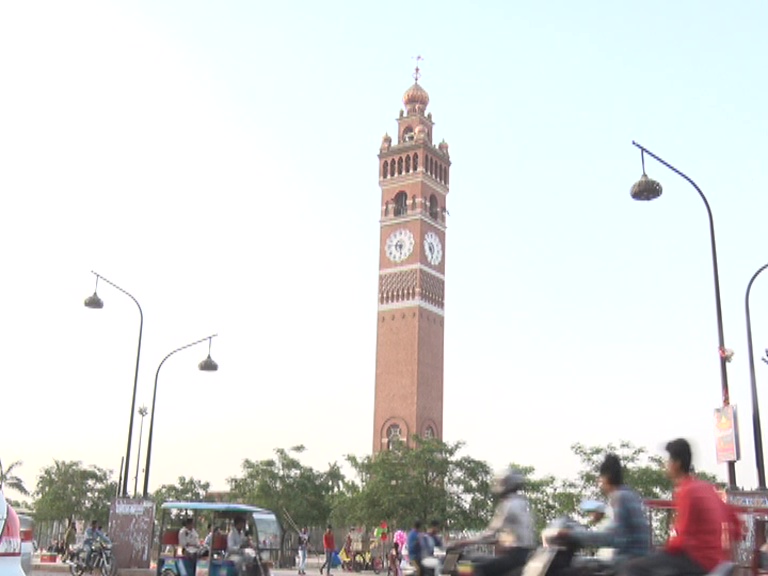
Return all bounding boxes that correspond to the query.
[69,540,117,576]
[440,518,585,576]
[443,517,738,576]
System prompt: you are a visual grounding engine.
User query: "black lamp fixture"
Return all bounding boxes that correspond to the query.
[628,141,736,489]
[84,271,143,497]
[630,149,663,201]
[84,276,104,309]
[198,337,219,371]
[142,333,219,497]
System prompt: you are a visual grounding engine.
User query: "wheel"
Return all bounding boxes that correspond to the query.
[102,558,118,576]
[373,557,383,575]
[70,563,84,576]
[352,554,364,573]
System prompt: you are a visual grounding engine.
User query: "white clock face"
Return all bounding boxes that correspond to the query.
[424,231,443,266]
[385,229,415,263]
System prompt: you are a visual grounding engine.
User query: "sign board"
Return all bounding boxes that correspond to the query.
[714,405,741,463]
[107,498,155,569]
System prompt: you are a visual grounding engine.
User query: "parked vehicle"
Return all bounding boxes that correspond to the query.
[16,514,34,576]
[353,549,383,574]
[0,488,24,576]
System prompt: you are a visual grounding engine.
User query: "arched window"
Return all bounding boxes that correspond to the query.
[429,195,439,220]
[427,156,433,176]
[394,191,408,217]
[402,126,414,142]
[405,155,411,173]
[389,161,395,178]
[444,167,449,185]
[382,161,388,179]
[397,157,403,175]
[438,164,443,183]
[413,153,419,171]
[424,426,435,439]
[387,424,402,450]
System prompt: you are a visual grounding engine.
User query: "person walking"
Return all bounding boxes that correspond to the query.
[298,527,310,575]
[320,525,336,576]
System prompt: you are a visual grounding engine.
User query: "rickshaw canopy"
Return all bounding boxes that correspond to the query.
[160,502,273,515]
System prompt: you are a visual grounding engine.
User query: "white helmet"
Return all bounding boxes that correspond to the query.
[492,468,526,496]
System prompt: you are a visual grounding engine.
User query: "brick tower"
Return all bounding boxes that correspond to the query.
[372,65,451,453]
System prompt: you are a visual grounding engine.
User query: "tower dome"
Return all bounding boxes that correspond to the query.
[403,82,429,115]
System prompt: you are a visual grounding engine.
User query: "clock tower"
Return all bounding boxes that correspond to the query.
[373,67,451,453]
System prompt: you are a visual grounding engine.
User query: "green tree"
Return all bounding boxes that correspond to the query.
[152,476,211,520]
[568,441,717,543]
[34,460,116,526]
[0,460,30,496]
[571,441,673,501]
[228,446,331,529]
[345,437,494,531]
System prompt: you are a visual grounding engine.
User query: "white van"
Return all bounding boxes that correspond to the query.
[0,488,25,576]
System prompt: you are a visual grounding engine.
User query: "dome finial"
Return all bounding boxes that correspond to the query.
[412,54,423,83]
[403,56,429,115]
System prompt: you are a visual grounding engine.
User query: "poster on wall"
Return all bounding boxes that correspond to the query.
[714,405,741,463]
[107,498,155,569]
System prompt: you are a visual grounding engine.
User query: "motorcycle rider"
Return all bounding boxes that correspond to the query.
[451,468,535,576]
[556,454,650,572]
[83,520,109,569]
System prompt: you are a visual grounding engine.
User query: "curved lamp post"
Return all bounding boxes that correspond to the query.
[747,264,768,489]
[133,405,149,497]
[142,334,218,497]
[84,271,143,497]
[629,142,736,488]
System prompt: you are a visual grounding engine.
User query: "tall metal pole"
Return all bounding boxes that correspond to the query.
[91,271,144,498]
[746,263,768,490]
[143,334,218,497]
[631,142,736,488]
[117,457,124,498]
[133,407,148,498]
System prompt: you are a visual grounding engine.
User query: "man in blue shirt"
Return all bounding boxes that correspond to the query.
[407,520,425,575]
[558,454,650,568]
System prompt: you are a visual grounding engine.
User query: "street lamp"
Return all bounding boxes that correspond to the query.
[84,271,143,497]
[133,406,149,498]
[629,141,736,488]
[142,334,218,497]
[746,264,768,490]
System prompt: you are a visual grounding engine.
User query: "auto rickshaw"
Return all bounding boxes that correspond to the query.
[156,501,282,576]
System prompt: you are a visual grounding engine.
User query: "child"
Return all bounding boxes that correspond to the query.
[389,542,403,576]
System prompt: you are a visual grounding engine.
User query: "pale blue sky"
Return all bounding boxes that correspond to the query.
[2,1,768,498]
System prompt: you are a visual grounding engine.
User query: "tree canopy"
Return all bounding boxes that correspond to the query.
[0,460,30,497]
[33,460,117,526]
[11,438,718,538]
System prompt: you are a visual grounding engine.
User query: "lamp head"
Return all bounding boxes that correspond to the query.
[630,173,663,201]
[84,293,104,309]
[199,355,218,372]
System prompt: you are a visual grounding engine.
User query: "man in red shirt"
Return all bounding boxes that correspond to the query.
[320,525,335,576]
[621,438,742,576]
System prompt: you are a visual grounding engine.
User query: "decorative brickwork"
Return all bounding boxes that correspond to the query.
[379,269,417,305]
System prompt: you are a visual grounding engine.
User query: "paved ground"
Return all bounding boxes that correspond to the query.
[31,556,381,576]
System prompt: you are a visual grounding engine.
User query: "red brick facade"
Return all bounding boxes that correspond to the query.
[372,76,450,453]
